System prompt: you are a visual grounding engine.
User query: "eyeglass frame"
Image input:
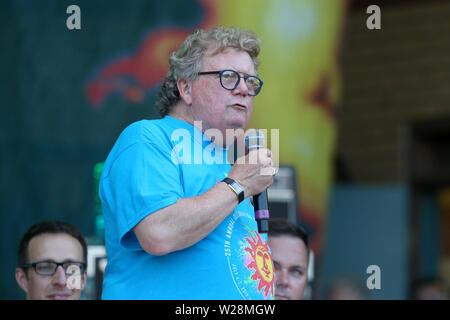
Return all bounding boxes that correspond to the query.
[197,69,263,96]
[21,260,87,276]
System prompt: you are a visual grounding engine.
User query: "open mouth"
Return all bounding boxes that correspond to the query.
[230,103,247,110]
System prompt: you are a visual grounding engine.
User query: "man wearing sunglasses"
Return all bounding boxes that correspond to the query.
[15,221,87,300]
[100,26,275,299]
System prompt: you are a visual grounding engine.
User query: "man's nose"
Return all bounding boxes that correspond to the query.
[233,77,249,96]
[51,265,68,286]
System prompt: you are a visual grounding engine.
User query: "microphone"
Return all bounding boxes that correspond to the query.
[244,129,270,234]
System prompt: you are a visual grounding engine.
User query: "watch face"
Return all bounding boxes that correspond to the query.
[232,181,244,194]
[223,178,244,202]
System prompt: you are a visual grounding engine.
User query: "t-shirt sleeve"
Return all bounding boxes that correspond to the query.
[101,140,183,250]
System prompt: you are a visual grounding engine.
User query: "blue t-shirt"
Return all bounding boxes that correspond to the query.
[99,116,274,300]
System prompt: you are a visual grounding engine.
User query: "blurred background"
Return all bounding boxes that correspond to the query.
[1,0,449,300]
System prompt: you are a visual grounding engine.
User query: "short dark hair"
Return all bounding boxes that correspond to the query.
[18,221,87,268]
[268,218,309,253]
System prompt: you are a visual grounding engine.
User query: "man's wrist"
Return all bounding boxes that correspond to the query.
[222,177,245,203]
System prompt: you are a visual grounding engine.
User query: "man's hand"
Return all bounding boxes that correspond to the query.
[227,148,275,198]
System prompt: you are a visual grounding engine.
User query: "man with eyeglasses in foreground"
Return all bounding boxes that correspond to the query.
[15,221,87,300]
[100,26,276,299]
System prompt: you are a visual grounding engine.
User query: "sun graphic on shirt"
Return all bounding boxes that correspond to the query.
[245,232,274,298]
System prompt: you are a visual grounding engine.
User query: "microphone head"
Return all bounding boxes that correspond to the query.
[244,129,265,151]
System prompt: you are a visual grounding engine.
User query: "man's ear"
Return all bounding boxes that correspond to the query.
[177,78,192,105]
[15,267,29,294]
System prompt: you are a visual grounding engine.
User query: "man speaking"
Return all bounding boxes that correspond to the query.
[99,26,276,299]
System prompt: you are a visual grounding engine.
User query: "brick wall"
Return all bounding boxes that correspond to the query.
[336,1,450,183]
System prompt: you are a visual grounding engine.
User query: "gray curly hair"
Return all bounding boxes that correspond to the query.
[156,26,262,117]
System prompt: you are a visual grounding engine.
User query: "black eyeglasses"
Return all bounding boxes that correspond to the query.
[197,69,263,96]
[21,261,87,276]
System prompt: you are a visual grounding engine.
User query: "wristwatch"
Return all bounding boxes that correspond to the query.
[222,177,245,203]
